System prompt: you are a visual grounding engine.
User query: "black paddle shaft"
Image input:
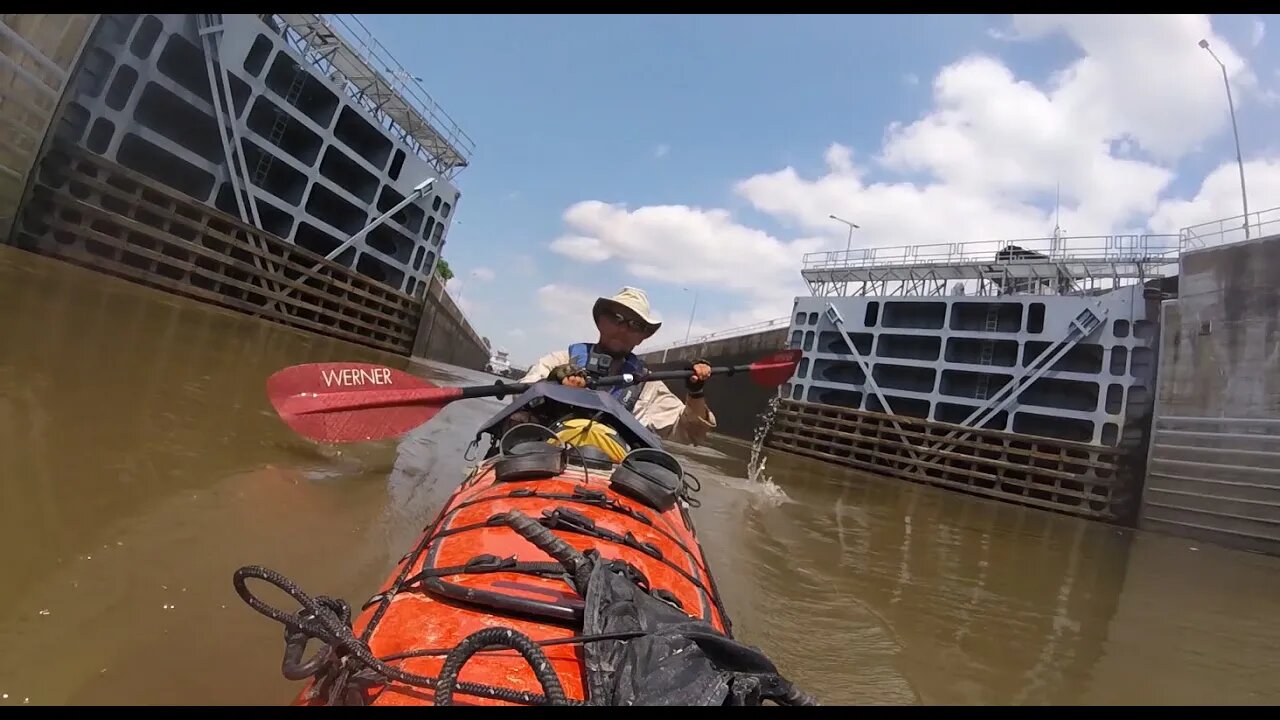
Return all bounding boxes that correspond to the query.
[457,363,754,402]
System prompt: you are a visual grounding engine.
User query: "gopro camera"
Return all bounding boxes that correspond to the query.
[584,351,613,377]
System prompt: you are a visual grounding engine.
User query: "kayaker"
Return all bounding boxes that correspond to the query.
[515,286,716,445]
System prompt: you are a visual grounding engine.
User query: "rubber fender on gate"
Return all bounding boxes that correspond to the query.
[609,448,685,512]
[495,423,566,482]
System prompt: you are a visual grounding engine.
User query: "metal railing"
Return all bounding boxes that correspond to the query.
[270,13,475,176]
[801,233,1182,272]
[638,315,791,355]
[640,206,1280,357]
[1179,205,1280,251]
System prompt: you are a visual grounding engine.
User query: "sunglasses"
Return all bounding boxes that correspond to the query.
[604,311,649,333]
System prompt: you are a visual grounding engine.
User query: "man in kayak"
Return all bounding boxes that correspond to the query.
[516,286,716,445]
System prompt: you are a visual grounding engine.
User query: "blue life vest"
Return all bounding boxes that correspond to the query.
[569,343,647,412]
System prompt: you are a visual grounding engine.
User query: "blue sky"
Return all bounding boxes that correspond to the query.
[356,14,1280,367]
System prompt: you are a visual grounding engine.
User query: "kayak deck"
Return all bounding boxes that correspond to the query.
[245,356,819,706]
[293,456,729,706]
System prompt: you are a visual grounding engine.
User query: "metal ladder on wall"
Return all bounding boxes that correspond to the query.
[973,303,1000,400]
[252,66,307,187]
[196,13,292,316]
[196,13,264,231]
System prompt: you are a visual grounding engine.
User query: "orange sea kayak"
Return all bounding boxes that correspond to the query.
[234,356,816,706]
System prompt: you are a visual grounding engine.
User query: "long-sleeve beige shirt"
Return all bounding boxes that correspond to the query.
[518,350,717,446]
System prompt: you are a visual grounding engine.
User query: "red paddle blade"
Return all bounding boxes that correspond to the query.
[266,362,462,443]
[748,348,803,387]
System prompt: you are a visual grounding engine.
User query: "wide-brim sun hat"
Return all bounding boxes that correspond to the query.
[592,286,662,336]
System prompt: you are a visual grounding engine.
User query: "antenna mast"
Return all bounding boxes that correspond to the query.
[1053,182,1063,245]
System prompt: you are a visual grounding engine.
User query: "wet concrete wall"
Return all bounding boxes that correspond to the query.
[412,273,490,372]
[638,328,789,441]
[1140,232,1280,555]
[0,14,99,240]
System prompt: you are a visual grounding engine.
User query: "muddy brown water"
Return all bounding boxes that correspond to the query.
[1,245,1278,706]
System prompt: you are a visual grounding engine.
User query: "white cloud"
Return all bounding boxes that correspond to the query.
[872,54,1174,230]
[654,143,670,158]
[987,26,1014,42]
[1006,15,1259,158]
[472,266,495,282]
[1149,159,1280,244]
[550,200,822,310]
[736,140,1060,248]
[902,73,919,86]
[539,14,1277,346]
[548,234,612,262]
[1251,17,1265,48]
[533,283,606,357]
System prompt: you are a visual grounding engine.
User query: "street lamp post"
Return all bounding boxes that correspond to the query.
[828,214,861,297]
[455,268,481,306]
[828,213,860,255]
[683,287,699,343]
[1199,38,1250,240]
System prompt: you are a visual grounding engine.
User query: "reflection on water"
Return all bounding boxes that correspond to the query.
[2,244,1279,705]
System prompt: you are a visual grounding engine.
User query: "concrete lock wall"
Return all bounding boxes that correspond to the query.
[0,14,100,240]
[412,273,489,371]
[638,328,789,441]
[1140,232,1280,555]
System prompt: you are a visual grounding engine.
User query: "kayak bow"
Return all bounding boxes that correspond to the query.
[235,354,816,706]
